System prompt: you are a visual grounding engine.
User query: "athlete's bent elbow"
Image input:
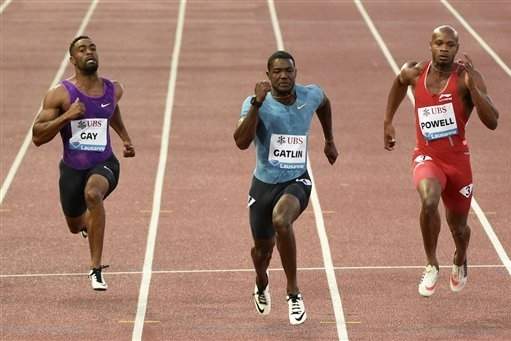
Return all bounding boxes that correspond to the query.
[32,138,45,147]
[233,132,250,150]
[32,131,47,147]
[234,138,250,150]
[32,134,42,147]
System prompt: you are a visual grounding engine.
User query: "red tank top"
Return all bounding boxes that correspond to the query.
[414,61,469,153]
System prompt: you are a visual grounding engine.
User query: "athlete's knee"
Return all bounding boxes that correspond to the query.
[272,212,292,234]
[446,210,469,234]
[84,187,104,208]
[65,216,85,234]
[67,224,81,234]
[450,222,470,239]
[420,195,440,215]
[252,243,273,260]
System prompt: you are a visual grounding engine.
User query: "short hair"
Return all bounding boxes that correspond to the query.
[267,50,295,71]
[432,25,459,43]
[69,35,91,55]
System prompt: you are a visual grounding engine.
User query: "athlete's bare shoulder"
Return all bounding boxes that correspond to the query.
[111,80,124,102]
[44,83,70,109]
[398,61,427,85]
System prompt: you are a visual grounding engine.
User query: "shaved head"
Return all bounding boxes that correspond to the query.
[429,25,459,67]
[432,25,459,43]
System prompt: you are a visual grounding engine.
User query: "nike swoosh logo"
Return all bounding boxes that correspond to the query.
[255,301,265,314]
[294,312,305,322]
[425,283,437,291]
[297,103,306,110]
[101,103,111,108]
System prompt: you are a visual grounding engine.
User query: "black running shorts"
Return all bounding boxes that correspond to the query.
[248,171,312,240]
[59,154,120,217]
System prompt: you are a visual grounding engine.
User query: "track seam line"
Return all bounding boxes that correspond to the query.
[131,1,187,340]
[267,1,349,340]
[1,264,506,278]
[354,0,511,277]
[440,0,511,77]
[0,0,100,205]
[0,0,14,14]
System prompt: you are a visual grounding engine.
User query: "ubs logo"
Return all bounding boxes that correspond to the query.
[76,120,103,130]
[277,136,286,145]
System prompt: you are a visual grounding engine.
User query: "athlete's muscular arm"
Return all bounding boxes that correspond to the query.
[32,86,84,146]
[110,81,135,157]
[383,62,421,151]
[316,94,338,165]
[460,54,499,130]
[233,81,271,150]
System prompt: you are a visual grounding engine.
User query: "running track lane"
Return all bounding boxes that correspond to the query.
[0,2,181,340]
[360,0,511,268]
[290,1,510,339]
[138,1,339,340]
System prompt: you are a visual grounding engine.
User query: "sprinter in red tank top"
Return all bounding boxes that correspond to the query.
[383,26,499,297]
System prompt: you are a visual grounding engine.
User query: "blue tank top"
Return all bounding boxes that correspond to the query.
[240,84,324,184]
[60,78,116,170]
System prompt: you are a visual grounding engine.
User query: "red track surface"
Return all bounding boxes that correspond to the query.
[1,1,509,340]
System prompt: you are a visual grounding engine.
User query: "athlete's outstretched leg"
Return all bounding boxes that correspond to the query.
[84,174,109,268]
[272,194,301,295]
[417,178,442,268]
[446,209,470,265]
[251,238,275,291]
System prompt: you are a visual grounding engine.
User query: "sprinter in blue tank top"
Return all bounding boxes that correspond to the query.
[234,51,338,325]
[32,36,135,291]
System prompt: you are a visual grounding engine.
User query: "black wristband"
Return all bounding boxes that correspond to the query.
[250,96,263,108]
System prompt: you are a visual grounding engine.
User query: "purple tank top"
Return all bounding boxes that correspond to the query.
[60,78,116,169]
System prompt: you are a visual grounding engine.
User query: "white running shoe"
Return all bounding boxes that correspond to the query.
[450,259,468,292]
[286,293,307,325]
[253,283,271,315]
[418,264,439,297]
[88,265,109,291]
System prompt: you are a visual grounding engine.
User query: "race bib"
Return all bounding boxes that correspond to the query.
[69,118,108,151]
[418,102,458,140]
[268,134,307,169]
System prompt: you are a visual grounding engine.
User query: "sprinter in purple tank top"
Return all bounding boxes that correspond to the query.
[32,36,135,291]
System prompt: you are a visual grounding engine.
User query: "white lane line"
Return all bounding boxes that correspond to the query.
[441,0,511,77]
[0,0,14,14]
[0,0,99,205]
[471,198,511,275]
[131,1,186,340]
[353,0,413,102]
[354,0,511,276]
[1,264,505,279]
[267,1,349,340]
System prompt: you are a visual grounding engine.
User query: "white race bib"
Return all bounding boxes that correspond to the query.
[418,102,458,140]
[268,134,307,168]
[69,118,108,151]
